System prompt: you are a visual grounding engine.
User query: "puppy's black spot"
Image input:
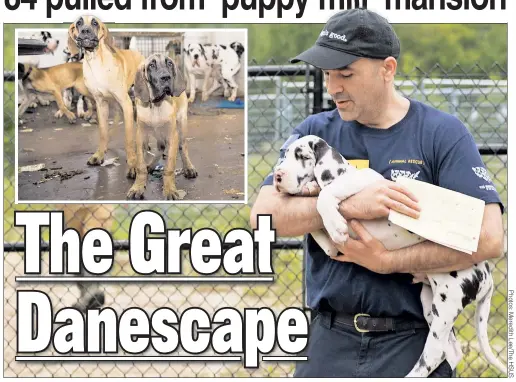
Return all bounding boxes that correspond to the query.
[485,262,490,272]
[321,170,334,183]
[432,331,438,339]
[388,223,391,226]
[297,175,307,186]
[450,271,458,278]
[337,168,345,176]
[440,293,447,302]
[474,263,477,267]
[418,357,427,369]
[426,366,431,372]
[220,44,226,49]
[479,316,483,322]
[441,352,446,360]
[313,140,329,162]
[460,269,483,308]
[446,284,448,288]
[331,147,344,164]
[319,161,323,166]
[307,141,314,150]
[407,230,414,234]
[433,280,437,286]
[432,303,439,317]
[294,147,303,161]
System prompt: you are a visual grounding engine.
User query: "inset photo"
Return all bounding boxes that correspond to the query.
[15,25,247,203]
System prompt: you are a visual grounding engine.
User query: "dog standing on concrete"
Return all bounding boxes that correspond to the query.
[273,134,507,378]
[183,42,244,103]
[127,53,197,200]
[18,62,94,123]
[67,15,144,177]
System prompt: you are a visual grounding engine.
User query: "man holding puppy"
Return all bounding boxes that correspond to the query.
[250,8,504,378]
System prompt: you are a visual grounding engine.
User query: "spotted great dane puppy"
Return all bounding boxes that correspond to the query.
[183,42,243,103]
[273,134,506,378]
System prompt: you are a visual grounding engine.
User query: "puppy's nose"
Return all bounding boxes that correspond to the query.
[160,74,171,82]
[56,40,60,44]
[194,54,199,59]
[275,170,285,183]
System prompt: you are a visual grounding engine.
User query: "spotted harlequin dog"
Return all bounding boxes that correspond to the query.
[183,42,244,103]
[273,134,507,378]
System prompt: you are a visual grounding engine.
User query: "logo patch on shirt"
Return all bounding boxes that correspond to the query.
[348,159,369,169]
[472,167,492,183]
[390,169,420,181]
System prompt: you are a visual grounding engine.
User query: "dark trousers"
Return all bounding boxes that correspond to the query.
[293,311,455,378]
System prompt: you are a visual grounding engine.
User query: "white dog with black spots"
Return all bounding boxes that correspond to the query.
[273,134,507,378]
[183,42,244,103]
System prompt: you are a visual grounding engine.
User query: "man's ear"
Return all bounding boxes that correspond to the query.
[170,61,186,97]
[67,22,80,56]
[134,63,151,103]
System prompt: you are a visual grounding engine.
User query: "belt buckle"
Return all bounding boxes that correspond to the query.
[354,313,370,333]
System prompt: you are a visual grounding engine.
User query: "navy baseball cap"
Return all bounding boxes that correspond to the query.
[290,8,400,70]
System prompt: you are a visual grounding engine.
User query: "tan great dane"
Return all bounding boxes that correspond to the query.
[18,61,94,123]
[67,15,144,178]
[127,53,198,200]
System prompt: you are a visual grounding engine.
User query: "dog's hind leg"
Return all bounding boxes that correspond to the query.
[406,277,460,377]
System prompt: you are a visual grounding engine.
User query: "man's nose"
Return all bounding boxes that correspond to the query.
[325,72,343,96]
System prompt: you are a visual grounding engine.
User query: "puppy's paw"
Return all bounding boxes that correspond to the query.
[228,95,237,102]
[77,109,86,119]
[39,99,50,106]
[201,92,209,102]
[127,183,146,200]
[184,166,198,179]
[29,102,38,109]
[87,152,104,166]
[323,215,349,245]
[54,110,63,119]
[188,96,195,104]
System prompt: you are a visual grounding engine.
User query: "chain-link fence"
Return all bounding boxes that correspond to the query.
[4,60,507,377]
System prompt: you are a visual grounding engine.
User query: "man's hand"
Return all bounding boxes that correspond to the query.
[332,220,393,274]
[339,179,421,221]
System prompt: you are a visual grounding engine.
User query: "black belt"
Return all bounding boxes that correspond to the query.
[322,311,429,333]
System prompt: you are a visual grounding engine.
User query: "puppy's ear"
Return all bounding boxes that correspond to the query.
[134,63,151,103]
[171,61,186,97]
[99,22,115,52]
[67,22,80,56]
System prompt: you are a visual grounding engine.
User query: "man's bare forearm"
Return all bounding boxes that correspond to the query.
[250,186,324,237]
[385,241,476,274]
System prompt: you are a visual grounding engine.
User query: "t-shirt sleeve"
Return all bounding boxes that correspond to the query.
[261,120,310,187]
[436,122,504,214]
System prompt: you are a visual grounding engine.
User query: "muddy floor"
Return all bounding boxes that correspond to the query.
[17,97,245,202]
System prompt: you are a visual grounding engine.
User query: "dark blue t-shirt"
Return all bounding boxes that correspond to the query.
[262,98,504,321]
